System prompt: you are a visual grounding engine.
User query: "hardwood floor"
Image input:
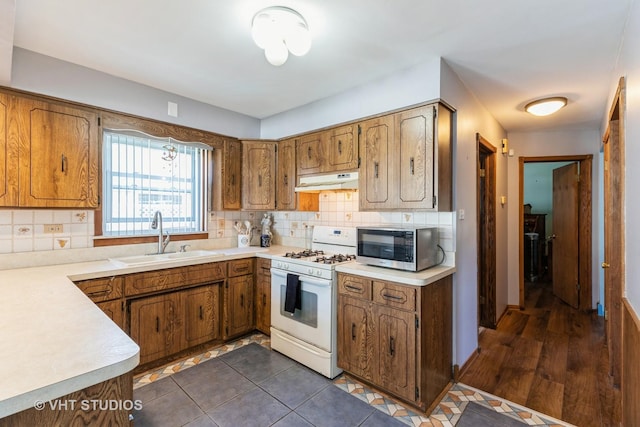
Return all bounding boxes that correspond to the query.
[460,280,621,426]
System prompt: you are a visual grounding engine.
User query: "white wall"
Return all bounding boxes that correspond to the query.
[439,60,508,367]
[10,48,261,139]
[259,58,442,139]
[506,130,602,308]
[606,0,640,310]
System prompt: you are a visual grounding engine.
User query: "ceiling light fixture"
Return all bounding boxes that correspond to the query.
[525,96,568,116]
[251,6,312,66]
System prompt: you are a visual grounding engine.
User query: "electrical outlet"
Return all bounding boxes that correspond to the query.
[44,224,63,233]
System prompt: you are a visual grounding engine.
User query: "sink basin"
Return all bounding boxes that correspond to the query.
[109,250,224,266]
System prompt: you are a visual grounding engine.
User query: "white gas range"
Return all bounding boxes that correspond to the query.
[270,226,356,378]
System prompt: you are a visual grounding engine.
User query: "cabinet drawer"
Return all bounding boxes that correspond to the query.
[76,276,123,302]
[257,258,271,270]
[125,262,227,297]
[338,274,372,300]
[189,262,226,283]
[372,280,416,311]
[228,258,255,277]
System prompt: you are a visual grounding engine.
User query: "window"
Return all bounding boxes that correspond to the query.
[102,130,211,237]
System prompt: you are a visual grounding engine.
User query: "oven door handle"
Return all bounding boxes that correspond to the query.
[271,269,331,287]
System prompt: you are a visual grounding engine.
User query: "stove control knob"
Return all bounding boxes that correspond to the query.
[316,270,323,277]
[307,268,314,275]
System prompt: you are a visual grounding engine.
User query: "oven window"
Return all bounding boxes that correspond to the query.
[278,285,318,328]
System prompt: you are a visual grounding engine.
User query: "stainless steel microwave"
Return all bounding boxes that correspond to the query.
[356,226,439,272]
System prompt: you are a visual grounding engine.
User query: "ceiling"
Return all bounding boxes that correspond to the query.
[8,0,633,132]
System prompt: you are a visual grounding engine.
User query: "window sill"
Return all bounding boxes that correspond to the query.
[93,233,209,247]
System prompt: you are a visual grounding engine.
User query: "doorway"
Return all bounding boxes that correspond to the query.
[477,134,496,328]
[519,156,592,310]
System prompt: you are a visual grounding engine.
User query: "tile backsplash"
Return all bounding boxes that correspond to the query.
[0,191,455,265]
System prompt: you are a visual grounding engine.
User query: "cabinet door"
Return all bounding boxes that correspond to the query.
[242,141,275,210]
[396,106,435,208]
[296,132,322,175]
[325,124,357,172]
[276,138,296,210]
[16,96,99,208]
[96,299,125,331]
[373,304,416,402]
[224,275,254,338]
[359,115,395,210]
[255,262,271,335]
[129,293,182,364]
[337,295,373,380]
[0,92,17,207]
[222,138,242,209]
[183,284,221,347]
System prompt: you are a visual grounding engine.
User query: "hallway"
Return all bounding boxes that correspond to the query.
[460,281,621,426]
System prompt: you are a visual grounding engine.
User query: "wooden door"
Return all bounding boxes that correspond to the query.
[222,138,242,209]
[183,284,221,347]
[0,92,17,207]
[325,124,357,172]
[337,295,372,380]
[296,132,322,175]
[603,108,624,386]
[276,138,296,210]
[224,275,254,338]
[242,141,275,210]
[16,96,99,207]
[477,135,497,327]
[130,293,181,364]
[373,304,416,402]
[255,260,271,335]
[359,115,395,210]
[397,106,434,208]
[552,162,580,308]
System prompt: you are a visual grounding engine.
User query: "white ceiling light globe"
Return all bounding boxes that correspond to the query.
[251,12,276,49]
[284,22,312,56]
[265,40,289,66]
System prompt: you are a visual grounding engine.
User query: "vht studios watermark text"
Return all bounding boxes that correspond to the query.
[34,399,142,411]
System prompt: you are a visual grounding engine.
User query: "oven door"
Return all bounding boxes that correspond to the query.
[271,269,333,352]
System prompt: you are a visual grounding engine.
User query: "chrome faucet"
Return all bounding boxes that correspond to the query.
[150,210,170,254]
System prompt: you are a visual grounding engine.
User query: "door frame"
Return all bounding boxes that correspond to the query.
[519,155,592,310]
[476,134,497,328]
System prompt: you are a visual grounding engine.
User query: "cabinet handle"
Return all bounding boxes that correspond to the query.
[231,174,235,186]
[283,174,288,185]
[390,336,395,356]
[307,146,312,159]
[351,323,356,341]
[263,294,267,305]
[199,305,203,320]
[156,316,160,333]
[410,157,415,175]
[258,175,262,187]
[338,139,342,154]
[240,294,244,307]
[61,154,68,174]
[345,284,363,292]
[382,293,404,301]
[374,162,379,178]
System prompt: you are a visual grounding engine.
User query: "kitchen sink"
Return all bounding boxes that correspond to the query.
[109,250,224,266]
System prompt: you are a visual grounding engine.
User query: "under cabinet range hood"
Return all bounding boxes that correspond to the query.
[294,172,359,193]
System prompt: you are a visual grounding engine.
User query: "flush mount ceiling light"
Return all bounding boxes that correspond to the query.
[251,6,312,66]
[525,96,568,116]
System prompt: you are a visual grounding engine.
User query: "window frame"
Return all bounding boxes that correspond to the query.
[94,111,225,247]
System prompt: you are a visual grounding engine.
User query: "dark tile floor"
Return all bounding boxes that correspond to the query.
[133,343,407,427]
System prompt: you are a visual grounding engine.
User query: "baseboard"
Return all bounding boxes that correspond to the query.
[457,347,481,381]
[622,298,640,427]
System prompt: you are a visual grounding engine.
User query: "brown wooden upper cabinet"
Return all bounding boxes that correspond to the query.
[242,140,276,210]
[222,138,242,210]
[359,103,452,211]
[276,137,296,210]
[0,89,100,208]
[296,124,357,176]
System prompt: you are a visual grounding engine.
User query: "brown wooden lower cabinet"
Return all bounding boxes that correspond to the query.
[255,258,271,335]
[337,272,452,411]
[224,275,254,339]
[0,373,133,427]
[184,284,221,346]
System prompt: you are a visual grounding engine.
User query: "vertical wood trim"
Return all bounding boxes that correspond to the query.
[519,157,525,309]
[579,157,592,310]
[622,298,640,426]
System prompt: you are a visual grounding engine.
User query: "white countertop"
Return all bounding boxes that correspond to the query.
[335,262,456,286]
[0,246,286,418]
[0,244,454,418]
